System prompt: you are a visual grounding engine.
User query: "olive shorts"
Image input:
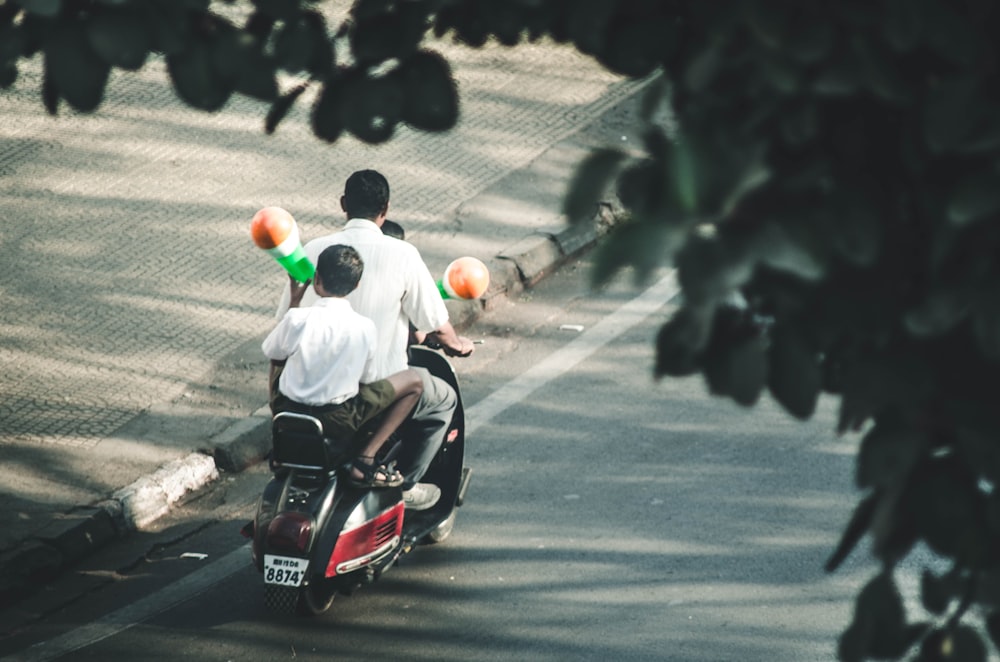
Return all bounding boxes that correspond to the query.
[270,366,396,441]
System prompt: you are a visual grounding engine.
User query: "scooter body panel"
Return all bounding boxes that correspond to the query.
[252,346,468,614]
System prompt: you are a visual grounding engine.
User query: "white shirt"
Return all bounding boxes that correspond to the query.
[262,297,378,406]
[275,219,449,379]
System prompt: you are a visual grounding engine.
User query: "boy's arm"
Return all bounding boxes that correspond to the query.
[288,275,310,309]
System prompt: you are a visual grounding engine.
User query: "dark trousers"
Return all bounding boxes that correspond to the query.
[396,367,457,489]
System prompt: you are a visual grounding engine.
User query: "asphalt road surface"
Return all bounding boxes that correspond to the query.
[2,260,889,662]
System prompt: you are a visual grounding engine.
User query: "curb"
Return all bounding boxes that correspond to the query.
[0,220,603,607]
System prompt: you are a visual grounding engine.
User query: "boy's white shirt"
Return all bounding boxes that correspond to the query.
[262,297,378,406]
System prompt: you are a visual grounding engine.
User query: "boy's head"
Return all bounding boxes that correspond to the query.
[381,219,405,240]
[315,244,364,297]
[342,169,390,221]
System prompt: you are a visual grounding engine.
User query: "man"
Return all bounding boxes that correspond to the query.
[274,169,474,510]
[264,244,424,489]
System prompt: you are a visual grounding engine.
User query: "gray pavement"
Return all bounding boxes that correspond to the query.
[0,33,651,606]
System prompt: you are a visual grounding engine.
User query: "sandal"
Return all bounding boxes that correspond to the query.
[347,456,404,489]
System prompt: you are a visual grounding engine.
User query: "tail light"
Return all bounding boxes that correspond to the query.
[266,512,313,554]
[326,503,404,576]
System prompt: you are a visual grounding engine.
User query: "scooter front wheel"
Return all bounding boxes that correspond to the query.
[423,509,457,544]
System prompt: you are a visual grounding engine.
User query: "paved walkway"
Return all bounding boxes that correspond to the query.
[0,27,650,605]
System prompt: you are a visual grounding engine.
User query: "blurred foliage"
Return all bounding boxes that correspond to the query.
[4,0,1000,658]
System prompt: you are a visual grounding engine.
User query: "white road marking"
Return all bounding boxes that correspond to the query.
[18,269,679,661]
[17,545,252,662]
[466,270,679,434]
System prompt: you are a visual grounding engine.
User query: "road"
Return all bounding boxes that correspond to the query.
[1,259,879,661]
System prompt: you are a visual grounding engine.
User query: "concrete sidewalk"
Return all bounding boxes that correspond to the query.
[0,36,650,607]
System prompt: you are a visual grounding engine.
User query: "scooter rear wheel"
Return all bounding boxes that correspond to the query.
[298,582,336,616]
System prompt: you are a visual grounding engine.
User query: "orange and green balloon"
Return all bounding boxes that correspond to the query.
[438,256,490,300]
[250,206,315,283]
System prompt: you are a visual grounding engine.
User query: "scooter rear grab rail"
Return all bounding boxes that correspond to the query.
[270,411,343,478]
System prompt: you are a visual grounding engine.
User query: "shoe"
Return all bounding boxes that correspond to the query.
[402,483,441,511]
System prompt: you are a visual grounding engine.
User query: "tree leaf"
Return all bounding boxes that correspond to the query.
[752,222,827,282]
[235,40,277,101]
[167,39,231,111]
[767,325,820,419]
[677,234,754,306]
[209,24,250,88]
[924,76,980,154]
[400,50,458,132]
[811,56,861,97]
[784,19,833,64]
[947,171,1000,226]
[616,159,669,217]
[885,0,925,52]
[903,287,969,337]
[344,73,403,144]
[910,457,985,562]
[971,288,1000,361]
[948,626,988,662]
[920,569,955,616]
[311,74,344,143]
[856,414,924,490]
[598,15,672,79]
[986,611,1000,652]
[265,82,306,134]
[87,10,150,71]
[703,333,768,406]
[853,33,910,104]
[41,61,58,114]
[140,2,190,56]
[0,24,27,62]
[590,219,676,287]
[274,15,316,74]
[480,2,529,46]
[654,305,712,378]
[825,494,877,573]
[20,0,61,18]
[566,0,616,56]
[350,12,412,64]
[825,197,882,267]
[638,75,670,123]
[0,61,15,87]
[853,572,909,659]
[563,148,626,224]
[252,0,303,21]
[43,21,111,112]
[743,0,787,50]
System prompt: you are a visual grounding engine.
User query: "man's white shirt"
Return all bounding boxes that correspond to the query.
[275,219,449,380]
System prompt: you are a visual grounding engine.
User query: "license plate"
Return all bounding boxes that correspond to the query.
[263,555,309,587]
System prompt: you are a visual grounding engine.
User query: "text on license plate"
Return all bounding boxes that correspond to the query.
[264,554,309,587]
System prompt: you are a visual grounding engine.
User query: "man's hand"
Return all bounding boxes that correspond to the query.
[441,335,475,358]
[288,276,311,309]
[424,327,474,357]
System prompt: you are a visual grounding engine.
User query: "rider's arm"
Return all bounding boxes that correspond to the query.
[425,321,474,357]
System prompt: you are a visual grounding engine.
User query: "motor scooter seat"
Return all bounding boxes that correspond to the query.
[270,411,353,479]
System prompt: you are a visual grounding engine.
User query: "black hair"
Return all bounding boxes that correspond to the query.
[381,219,405,240]
[315,244,364,297]
[343,169,390,220]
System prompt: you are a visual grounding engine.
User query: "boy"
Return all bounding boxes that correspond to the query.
[263,244,423,488]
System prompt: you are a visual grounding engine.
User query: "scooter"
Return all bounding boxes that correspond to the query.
[246,345,471,615]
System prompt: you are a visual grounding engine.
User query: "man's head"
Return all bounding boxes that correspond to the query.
[342,169,390,221]
[314,244,364,297]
